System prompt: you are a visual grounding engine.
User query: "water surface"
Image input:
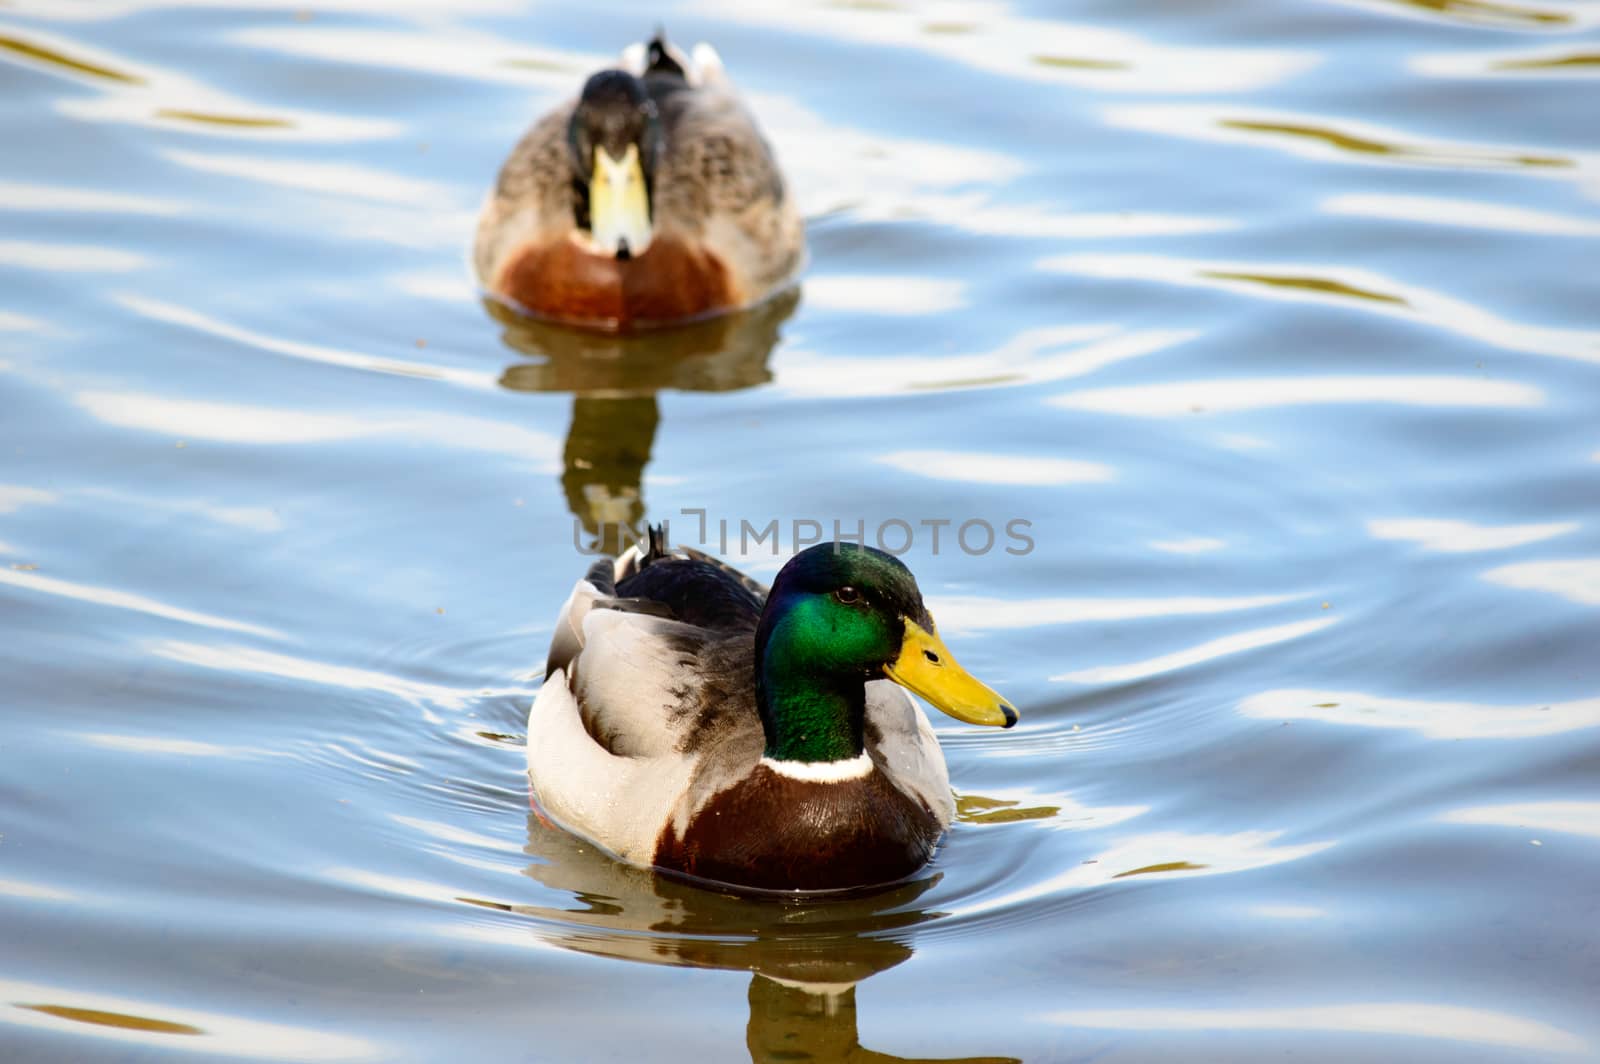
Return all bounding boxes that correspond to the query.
[2,0,1599,1060]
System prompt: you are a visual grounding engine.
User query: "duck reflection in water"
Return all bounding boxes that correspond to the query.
[487,288,799,557]
[463,810,1018,1064]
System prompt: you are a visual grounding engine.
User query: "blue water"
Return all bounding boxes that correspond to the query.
[2,0,1599,1060]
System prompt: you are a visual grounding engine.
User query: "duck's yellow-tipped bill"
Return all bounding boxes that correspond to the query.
[885,620,1017,728]
[589,143,653,258]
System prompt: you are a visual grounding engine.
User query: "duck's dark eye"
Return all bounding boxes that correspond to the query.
[834,586,861,605]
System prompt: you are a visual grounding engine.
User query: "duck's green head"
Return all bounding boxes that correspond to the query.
[755,543,1017,763]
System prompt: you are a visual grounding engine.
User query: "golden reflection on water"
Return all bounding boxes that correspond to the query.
[1,23,390,141]
[0,31,142,83]
[1111,860,1208,879]
[1031,54,1126,71]
[1,979,377,1060]
[1493,51,1600,71]
[1198,270,1407,307]
[1340,0,1575,28]
[491,291,797,554]
[1217,118,1572,170]
[704,0,1311,94]
[954,794,1060,825]
[558,396,658,550]
[1415,46,1600,79]
[17,1003,203,1036]
[1109,105,1584,174]
[1045,253,1600,364]
[744,977,1018,1064]
[153,108,292,129]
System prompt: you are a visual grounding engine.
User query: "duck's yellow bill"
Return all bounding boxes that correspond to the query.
[885,620,1018,728]
[589,143,653,258]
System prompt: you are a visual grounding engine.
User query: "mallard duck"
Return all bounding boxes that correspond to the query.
[475,33,804,332]
[528,531,1018,891]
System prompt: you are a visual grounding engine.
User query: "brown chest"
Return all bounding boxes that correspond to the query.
[653,764,943,891]
[495,235,736,331]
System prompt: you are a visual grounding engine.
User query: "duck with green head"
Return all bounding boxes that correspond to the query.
[530,531,1017,891]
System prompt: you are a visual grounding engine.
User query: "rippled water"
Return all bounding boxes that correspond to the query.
[3,0,1599,1060]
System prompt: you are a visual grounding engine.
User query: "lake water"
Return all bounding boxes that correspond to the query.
[3,0,1599,1060]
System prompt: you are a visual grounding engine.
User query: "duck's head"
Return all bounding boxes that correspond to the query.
[755,544,1016,762]
[567,70,663,261]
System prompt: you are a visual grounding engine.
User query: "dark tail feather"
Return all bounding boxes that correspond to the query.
[645,29,686,79]
[641,522,671,568]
